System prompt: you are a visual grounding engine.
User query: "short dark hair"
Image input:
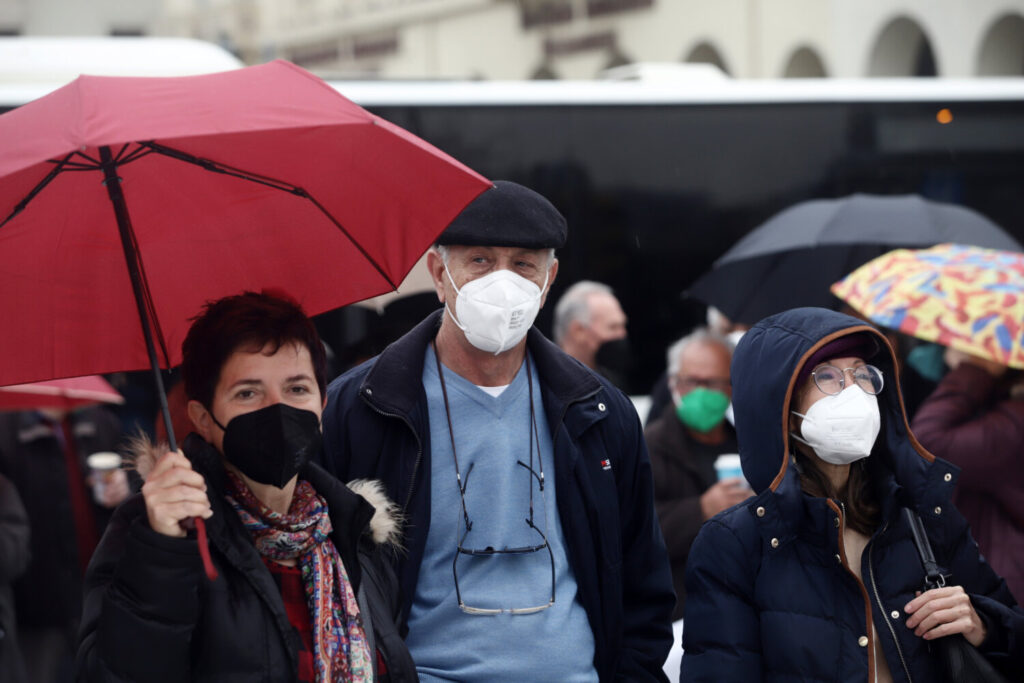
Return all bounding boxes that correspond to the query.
[181,291,327,409]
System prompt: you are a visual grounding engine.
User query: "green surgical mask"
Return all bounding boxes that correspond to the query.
[675,387,730,433]
[907,343,947,383]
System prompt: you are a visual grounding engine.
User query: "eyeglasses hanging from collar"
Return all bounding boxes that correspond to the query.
[432,343,556,616]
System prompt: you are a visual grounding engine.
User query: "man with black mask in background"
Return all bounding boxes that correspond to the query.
[553,280,632,391]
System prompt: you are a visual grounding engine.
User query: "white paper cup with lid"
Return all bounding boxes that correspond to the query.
[714,453,749,489]
[86,451,123,503]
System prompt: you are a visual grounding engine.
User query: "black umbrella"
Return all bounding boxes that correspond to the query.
[687,194,1022,325]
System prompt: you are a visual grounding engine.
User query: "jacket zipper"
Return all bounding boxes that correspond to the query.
[836,501,878,683]
[361,391,423,514]
[868,522,913,683]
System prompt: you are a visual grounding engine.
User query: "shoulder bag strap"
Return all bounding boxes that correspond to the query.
[903,508,949,590]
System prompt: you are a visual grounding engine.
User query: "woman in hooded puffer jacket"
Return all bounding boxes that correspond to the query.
[681,307,1023,683]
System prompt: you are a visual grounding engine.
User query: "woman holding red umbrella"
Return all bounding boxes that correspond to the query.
[77,292,416,682]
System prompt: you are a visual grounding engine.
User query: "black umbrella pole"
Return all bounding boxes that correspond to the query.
[99,148,218,581]
[98,147,178,453]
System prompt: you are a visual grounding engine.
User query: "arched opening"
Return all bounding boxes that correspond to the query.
[977,14,1024,75]
[782,47,827,78]
[683,41,731,76]
[867,16,938,77]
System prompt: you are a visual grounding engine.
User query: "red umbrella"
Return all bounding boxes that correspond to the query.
[0,60,487,386]
[0,375,124,411]
[0,59,490,577]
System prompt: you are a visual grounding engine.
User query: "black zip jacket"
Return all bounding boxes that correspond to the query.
[319,310,674,681]
[76,434,417,682]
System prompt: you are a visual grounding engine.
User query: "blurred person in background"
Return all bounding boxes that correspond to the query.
[553,280,632,391]
[0,472,31,683]
[682,308,1023,682]
[705,305,750,348]
[0,406,129,683]
[645,329,748,620]
[911,347,1024,603]
[646,306,748,427]
[78,291,415,682]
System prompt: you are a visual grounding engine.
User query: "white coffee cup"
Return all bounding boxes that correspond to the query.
[714,453,749,489]
[86,451,123,503]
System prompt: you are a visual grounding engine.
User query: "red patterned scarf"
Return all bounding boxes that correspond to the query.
[224,471,372,682]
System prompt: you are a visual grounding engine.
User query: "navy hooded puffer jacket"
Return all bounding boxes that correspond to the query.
[680,308,1024,683]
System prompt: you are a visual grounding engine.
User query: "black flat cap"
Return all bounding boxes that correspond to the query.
[436,180,567,249]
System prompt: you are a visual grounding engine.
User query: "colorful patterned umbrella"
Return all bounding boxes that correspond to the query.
[831,243,1024,368]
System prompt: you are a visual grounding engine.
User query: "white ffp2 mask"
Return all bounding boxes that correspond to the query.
[444,265,548,354]
[791,385,881,465]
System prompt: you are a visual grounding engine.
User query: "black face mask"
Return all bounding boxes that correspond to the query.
[596,337,633,376]
[211,403,321,489]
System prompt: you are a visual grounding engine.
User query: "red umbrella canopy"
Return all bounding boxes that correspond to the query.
[0,375,124,411]
[0,59,490,385]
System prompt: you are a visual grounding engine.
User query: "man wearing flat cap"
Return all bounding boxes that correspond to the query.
[320,181,674,681]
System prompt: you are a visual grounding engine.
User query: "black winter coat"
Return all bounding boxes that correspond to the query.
[0,473,30,683]
[681,308,1024,683]
[319,311,675,682]
[76,434,417,682]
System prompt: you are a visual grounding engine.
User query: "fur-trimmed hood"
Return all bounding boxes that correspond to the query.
[345,478,402,547]
[126,433,402,548]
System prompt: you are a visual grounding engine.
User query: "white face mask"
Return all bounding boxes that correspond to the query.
[444,264,548,354]
[791,385,881,465]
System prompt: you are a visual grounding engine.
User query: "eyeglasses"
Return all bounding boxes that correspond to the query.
[673,376,730,393]
[452,461,556,616]
[433,344,555,616]
[811,364,884,396]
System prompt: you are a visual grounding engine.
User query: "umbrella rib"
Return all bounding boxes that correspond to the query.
[303,193,398,289]
[139,141,398,289]
[117,147,153,166]
[113,193,173,369]
[0,152,75,230]
[139,141,306,195]
[54,161,100,170]
[112,143,132,163]
[46,151,104,172]
[69,150,102,166]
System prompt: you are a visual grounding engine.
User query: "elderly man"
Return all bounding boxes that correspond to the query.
[553,281,630,388]
[644,328,749,621]
[320,181,673,682]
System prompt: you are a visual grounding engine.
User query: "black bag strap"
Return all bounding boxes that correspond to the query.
[904,508,949,590]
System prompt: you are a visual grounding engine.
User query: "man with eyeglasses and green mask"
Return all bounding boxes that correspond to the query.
[645,328,751,621]
[319,181,674,682]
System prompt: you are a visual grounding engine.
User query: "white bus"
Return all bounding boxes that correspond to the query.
[0,36,243,106]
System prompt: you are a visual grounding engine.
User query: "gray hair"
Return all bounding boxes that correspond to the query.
[553,280,613,345]
[666,327,733,378]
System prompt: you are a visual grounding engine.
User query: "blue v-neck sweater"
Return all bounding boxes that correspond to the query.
[405,346,598,682]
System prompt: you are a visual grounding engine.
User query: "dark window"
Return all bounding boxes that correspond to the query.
[363,100,1024,391]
